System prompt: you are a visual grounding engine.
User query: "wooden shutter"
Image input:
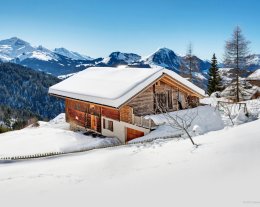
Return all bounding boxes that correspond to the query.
[86,114,91,129]
[103,118,106,129]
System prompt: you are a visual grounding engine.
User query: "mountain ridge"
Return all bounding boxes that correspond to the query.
[1,37,260,90]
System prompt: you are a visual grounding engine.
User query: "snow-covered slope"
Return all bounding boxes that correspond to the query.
[17,45,59,61]
[0,115,260,207]
[0,113,120,157]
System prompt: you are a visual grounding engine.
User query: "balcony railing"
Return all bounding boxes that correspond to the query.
[132,115,157,129]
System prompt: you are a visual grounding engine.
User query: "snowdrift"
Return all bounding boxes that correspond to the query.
[0,113,120,158]
[130,106,224,143]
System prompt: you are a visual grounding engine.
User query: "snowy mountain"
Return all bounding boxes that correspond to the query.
[17,45,59,62]
[246,54,260,71]
[0,37,101,76]
[5,37,260,91]
[0,37,35,61]
[54,47,93,61]
[99,51,141,66]
[181,55,211,74]
[143,48,183,72]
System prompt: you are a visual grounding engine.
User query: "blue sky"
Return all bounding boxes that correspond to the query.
[1,0,259,60]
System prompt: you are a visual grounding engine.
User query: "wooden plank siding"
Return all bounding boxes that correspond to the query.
[126,80,179,116]
[101,107,120,121]
[127,86,154,116]
[120,105,133,124]
[65,98,102,133]
[66,98,121,133]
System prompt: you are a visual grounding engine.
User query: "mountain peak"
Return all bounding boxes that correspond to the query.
[143,47,180,71]
[156,47,174,53]
[2,37,30,46]
[102,51,141,65]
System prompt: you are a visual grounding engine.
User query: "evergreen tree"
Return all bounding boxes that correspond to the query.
[207,54,222,95]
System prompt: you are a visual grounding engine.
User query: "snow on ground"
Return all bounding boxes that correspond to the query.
[0,114,120,157]
[0,117,260,207]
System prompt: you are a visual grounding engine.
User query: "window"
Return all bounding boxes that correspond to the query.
[103,118,114,132]
[156,93,167,108]
[155,91,173,110]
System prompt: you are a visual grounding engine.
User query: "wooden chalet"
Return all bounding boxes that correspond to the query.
[49,67,205,143]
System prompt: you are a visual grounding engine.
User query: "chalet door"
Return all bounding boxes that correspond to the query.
[126,127,144,142]
[90,115,101,133]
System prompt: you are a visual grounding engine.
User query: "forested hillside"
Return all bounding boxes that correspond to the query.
[0,63,64,121]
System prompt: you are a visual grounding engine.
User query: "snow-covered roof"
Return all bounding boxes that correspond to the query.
[221,80,260,101]
[247,69,260,80]
[49,67,205,108]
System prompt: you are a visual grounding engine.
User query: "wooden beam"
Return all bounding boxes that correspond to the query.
[49,93,119,110]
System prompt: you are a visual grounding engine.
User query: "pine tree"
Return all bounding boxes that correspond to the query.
[223,26,250,102]
[207,54,222,95]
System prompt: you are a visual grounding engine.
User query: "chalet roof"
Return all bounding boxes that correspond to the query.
[49,67,205,108]
[246,69,260,80]
[221,80,260,101]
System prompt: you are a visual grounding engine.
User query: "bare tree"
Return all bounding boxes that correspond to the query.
[185,43,199,83]
[154,93,198,146]
[224,26,250,102]
[216,101,248,126]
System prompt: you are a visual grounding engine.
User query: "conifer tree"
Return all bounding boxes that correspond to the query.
[207,54,222,95]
